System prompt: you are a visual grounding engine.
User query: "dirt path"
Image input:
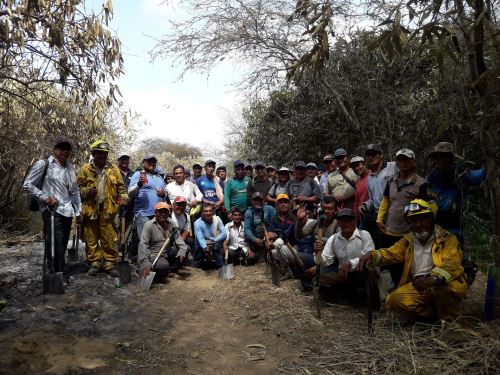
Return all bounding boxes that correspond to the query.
[0,242,499,375]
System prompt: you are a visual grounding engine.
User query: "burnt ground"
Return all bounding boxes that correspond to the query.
[0,241,499,375]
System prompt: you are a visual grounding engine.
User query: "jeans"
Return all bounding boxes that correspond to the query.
[194,240,224,269]
[132,215,154,257]
[42,210,72,273]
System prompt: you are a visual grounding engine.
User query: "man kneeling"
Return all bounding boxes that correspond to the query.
[360,199,468,321]
[309,208,377,301]
[138,202,188,283]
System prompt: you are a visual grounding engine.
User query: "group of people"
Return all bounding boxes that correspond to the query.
[24,138,486,322]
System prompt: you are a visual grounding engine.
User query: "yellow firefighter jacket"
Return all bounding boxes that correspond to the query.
[371,225,468,298]
[77,162,128,220]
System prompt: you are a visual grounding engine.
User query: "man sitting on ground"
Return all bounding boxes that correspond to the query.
[193,203,227,269]
[223,208,249,265]
[360,199,468,321]
[138,202,188,283]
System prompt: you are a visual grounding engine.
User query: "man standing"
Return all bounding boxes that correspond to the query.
[319,154,336,195]
[325,149,358,209]
[24,138,81,276]
[244,163,254,179]
[138,202,188,282]
[376,149,427,285]
[244,192,276,263]
[426,142,486,242]
[286,161,321,213]
[350,156,370,226]
[267,167,290,206]
[360,143,397,247]
[190,162,203,183]
[306,163,320,184]
[216,165,227,191]
[166,165,202,212]
[224,160,250,212]
[196,160,224,211]
[193,204,227,269]
[77,140,128,276]
[246,161,272,206]
[266,165,277,183]
[360,199,468,320]
[128,155,167,260]
[116,154,134,232]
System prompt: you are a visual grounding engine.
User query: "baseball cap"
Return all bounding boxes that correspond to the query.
[306,162,318,169]
[364,143,382,154]
[276,193,290,201]
[174,196,187,204]
[155,202,171,210]
[429,142,454,156]
[334,148,348,158]
[266,165,276,170]
[336,208,356,219]
[205,159,216,166]
[143,154,157,161]
[233,160,244,167]
[396,149,416,159]
[192,162,202,168]
[216,165,226,171]
[294,161,307,169]
[349,156,365,165]
[251,192,265,200]
[323,154,334,161]
[244,164,253,169]
[54,137,72,149]
[254,161,265,168]
[277,167,290,173]
[117,154,130,160]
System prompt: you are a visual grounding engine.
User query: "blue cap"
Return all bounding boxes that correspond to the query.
[234,160,244,167]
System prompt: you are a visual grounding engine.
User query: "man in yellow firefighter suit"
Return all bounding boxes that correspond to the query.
[77,140,128,276]
[359,199,468,320]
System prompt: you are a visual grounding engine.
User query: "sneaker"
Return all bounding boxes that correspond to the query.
[87,267,99,276]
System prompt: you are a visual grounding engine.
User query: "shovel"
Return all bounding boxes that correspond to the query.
[218,247,235,280]
[43,209,65,294]
[67,220,79,263]
[137,232,174,291]
[117,217,131,284]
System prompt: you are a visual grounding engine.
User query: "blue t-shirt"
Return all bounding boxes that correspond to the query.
[129,171,166,217]
[196,175,218,203]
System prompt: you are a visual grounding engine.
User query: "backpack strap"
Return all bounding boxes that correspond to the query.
[39,158,49,189]
[340,172,356,190]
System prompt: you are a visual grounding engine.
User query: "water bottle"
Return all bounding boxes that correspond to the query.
[114,277,121,288]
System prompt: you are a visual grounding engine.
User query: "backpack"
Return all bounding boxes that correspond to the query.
[27,159,49,211]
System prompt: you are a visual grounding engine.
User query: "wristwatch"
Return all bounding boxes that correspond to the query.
[431,274,445,286]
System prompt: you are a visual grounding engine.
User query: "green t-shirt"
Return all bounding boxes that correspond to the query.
[224,176,250,211]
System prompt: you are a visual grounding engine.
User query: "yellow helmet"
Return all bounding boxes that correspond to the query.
[90,140,110,152]
[403,199,438,218]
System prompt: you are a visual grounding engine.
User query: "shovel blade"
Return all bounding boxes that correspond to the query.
[218,264,235,280]
[43,272,65,295]
[138,271,155,291]
[118,261,131,284]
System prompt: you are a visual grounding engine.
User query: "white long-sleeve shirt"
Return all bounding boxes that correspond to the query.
[165,180,202,210]
[315,228,375,270]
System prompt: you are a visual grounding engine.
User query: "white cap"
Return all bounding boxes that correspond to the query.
[396,149,415,159]
[349,156,365,165]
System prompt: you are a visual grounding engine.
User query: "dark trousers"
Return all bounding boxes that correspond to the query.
[42,210,72,273]
[194,241,224,269]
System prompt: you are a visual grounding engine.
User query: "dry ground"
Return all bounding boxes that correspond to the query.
[0,242,499,375]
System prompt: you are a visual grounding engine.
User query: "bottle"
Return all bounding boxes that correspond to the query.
[114,277,121,288]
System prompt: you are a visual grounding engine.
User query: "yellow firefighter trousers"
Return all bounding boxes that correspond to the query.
[83,215,118,269]
[385,282,461,320]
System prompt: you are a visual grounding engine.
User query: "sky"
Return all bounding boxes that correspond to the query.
[104,0,242,150]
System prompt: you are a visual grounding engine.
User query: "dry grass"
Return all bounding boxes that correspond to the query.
[215,265,500,375]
